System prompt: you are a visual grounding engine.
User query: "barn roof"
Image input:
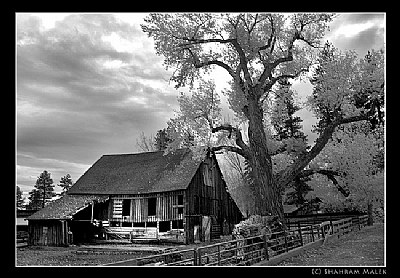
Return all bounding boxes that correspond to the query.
[27,194,109,220]
[66,149,204,195]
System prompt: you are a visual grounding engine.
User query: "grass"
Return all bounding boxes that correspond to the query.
[277,223,385,266]
[16,245,150,266]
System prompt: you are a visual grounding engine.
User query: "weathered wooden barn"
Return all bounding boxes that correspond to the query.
[27,149,243,246]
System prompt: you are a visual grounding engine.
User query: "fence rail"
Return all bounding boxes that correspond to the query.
[133,214,369,266]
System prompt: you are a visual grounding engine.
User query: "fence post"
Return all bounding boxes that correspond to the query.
[284,232,288,253]
[198,248,202,266]
[235,241,238,264]
[193,248,198,266]
[310,225,315,242]
[330,220,334,235]
[263,234,269,261]
[217,244,221,266]
[298,223,303,246]
[321,224,325,239]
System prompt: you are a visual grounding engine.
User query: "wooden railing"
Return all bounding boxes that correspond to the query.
[132,214,369,266]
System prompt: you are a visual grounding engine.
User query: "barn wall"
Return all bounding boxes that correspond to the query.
[184,154,243,243]
[109,191,185,223]
[28,220,69,246]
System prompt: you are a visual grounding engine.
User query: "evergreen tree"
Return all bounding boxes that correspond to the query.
[16,186,24,209]
[271,80,311,205]
[271,80,307,142]
[58,174,73,195]
[28,170,56,209]
[154,128,171,151]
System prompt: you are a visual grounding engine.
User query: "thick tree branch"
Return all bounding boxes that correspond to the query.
[210,145,249,159]
[276,111,372,188]
[258,15,275,53]
[211,124,250,159]
[182,47,237,80]
[297,169,350,197]
[256,31,300,92]
[230,39,253,87]
[177,37,234,46]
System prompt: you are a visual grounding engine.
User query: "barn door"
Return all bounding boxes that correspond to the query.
[202,216,211,242]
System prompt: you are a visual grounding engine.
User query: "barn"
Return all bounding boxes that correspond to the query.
[27,149,243,246]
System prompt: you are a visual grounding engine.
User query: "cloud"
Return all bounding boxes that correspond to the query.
[326,13,385,56]
[17,13,179,193]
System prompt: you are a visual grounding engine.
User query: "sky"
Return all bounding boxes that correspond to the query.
[16,13,385,200]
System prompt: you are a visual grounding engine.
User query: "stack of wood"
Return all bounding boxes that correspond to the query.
[232,215,283,239]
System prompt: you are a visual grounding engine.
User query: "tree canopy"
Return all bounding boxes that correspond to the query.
[27,170,56,209]
[141,13,384,220]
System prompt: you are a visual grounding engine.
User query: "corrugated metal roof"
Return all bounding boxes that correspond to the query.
[28,194,109,220]
[67,149,203,195]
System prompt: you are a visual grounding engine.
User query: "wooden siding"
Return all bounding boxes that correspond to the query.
[28,220,69,246]
[184,154,243,243]
[109,191,185,223]
[186,155,242,223]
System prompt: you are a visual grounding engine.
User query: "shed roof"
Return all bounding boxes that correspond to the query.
[28,194,109,220]
[67,149,203,195]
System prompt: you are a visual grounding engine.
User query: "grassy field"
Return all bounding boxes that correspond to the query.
[16,245,150,266]
[16,224,385,267]
[277,223,385,266]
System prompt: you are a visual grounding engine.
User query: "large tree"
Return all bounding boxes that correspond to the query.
[58,174,73,195]
[28,170,56,209]
[141,13,384,221]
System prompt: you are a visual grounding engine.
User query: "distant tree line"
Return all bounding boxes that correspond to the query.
[17,171,74,210]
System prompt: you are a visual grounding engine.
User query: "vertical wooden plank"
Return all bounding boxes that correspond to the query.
[298,223,303,246]
[263,234,269,261]
[193,248,198,266]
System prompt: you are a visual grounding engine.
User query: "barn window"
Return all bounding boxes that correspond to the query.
[148,197,157,216]
[172,220,183,229]
[173,194,184,215]
[159,221,170,232]
[178,194,183,205]
[147,221,157,227]
[122,199,131,216]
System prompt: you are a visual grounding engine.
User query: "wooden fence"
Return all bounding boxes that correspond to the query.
[128,214,369,266]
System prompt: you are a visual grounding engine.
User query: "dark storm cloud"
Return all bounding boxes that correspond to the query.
[17,13,179,192]
[17,13,177,134]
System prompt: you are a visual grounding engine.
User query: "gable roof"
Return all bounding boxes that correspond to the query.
[28,194,109,220]
[67,149,204,195]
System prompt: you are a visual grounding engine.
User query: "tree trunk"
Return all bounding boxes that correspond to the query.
[246,97,285,221]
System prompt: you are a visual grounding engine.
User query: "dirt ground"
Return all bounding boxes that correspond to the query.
[16,224,385,267]
[277,223,385,266]
[16,241,208,266]
[16,245,151,266]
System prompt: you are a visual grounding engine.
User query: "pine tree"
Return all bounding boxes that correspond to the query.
[28,170,56,209]
[58,174,73,195]
[154,128,171,151]
[271,80,307,142]
[16,186,25,209]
